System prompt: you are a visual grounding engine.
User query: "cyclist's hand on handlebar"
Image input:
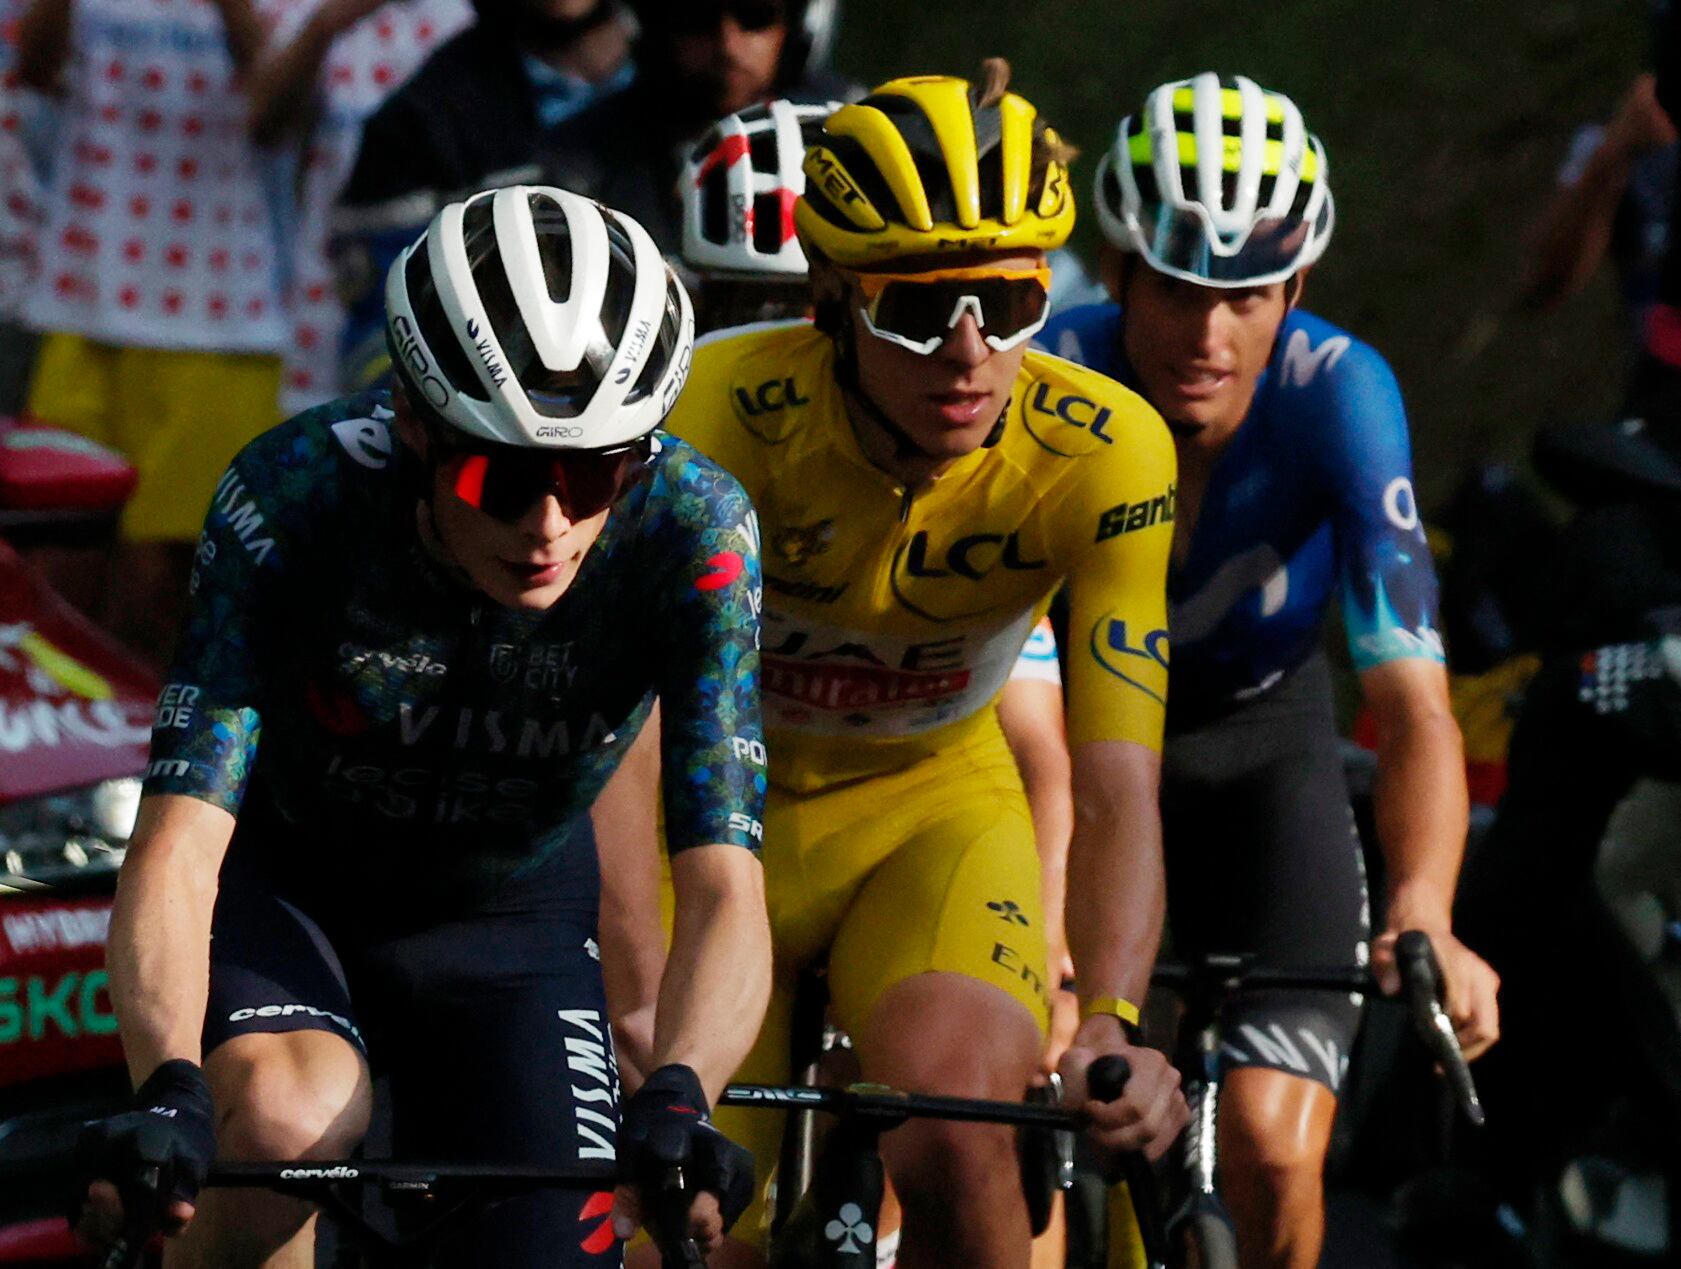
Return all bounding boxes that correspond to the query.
[1040,946,1080,1077]
[1372,925,1501,1061]
[72,1060,215,1250]
[1059,1017,1188,1163]
[611,1063,754,1257]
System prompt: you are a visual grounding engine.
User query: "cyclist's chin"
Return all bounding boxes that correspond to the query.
[902,393,1006,452]
[470,556,583,610]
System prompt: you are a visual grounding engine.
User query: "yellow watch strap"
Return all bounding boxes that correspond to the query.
[1081,995,1141,1027]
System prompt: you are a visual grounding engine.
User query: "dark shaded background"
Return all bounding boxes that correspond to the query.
[833,0,1648,506]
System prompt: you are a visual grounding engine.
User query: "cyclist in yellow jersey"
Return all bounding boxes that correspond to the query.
[664,60,1188,1266]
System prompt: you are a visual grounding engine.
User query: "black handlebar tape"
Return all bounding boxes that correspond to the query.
[1394,930,1487,1128]
[1395,930,1444,997]
[1086,1054,1133,1102]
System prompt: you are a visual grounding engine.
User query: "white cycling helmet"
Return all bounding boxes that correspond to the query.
[1094,72,1334,288]
[680,99,839,278]
[385,185,695,449]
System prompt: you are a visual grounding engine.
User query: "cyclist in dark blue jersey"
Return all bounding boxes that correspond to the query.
[1040,74,1501,1269]
[76,187,771,1268]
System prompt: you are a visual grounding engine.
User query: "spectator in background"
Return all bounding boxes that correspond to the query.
[563,0,858,249]
[331,0,860,390]
[1522,71,1678,334]
[242,0,469,414]
[1,0,54,413]
[330,0,640,389]
[14,0,281,667]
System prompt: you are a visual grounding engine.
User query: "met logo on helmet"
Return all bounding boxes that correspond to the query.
[390,315,450,408]
[804,147,869,213]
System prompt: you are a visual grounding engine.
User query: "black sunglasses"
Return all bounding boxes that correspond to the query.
[667,0,785,34]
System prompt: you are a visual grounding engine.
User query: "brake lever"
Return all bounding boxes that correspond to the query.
[653,1164,706,1268]
[1395,930,1486,1127]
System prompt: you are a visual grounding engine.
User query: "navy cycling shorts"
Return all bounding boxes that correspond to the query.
[1162,654,1371,1094]
[203,828,624,1266]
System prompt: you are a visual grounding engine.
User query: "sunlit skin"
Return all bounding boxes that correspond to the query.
[672,15,786,117]
[392,395,611,611]
[813,248,1045,484]
[1114,259,1293,452]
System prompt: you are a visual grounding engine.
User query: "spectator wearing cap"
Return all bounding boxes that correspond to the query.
[242,0,470,414]
[329,0,640,391]
[14,0,281,665]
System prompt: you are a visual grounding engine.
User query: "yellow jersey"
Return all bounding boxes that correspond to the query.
[665,320,1176,793]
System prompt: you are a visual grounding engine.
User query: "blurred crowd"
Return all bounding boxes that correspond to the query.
[0,0,860,666]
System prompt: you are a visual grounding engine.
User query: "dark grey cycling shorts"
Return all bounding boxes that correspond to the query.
[1162,655,1371,1094]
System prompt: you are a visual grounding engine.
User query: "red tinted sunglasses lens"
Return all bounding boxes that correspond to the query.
[451,449,646,522]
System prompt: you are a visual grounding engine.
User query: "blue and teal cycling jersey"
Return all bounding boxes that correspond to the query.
[1039,303,1442,709]
[143,392,765,915]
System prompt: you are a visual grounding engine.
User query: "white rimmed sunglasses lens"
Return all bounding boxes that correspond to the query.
[867,278,1046,354]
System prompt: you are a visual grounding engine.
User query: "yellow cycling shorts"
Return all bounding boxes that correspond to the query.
[25,333,283,542]
[714,723,1050,1246]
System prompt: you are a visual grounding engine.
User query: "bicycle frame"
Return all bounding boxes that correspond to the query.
[721,1068,1167,1269]
[1149,933,1483,1259]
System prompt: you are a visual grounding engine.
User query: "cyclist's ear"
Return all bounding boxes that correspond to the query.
[1285,267,1310,311]
[808,255,848,337]
[1098,241,1128,304]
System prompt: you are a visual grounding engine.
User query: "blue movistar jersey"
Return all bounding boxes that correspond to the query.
[1039,303,1442,709]
[143,393,765,919]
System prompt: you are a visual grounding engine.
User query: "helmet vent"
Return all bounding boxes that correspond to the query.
[869,94,958,224]
[529,193,573,305]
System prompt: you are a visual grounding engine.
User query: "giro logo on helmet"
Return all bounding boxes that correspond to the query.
[390,315,450,408]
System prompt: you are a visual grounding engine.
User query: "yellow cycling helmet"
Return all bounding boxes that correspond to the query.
[795,62,1076,267]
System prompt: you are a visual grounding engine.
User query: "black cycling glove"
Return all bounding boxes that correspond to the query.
[619,1063,755,1236]
[75,1059,218,1221]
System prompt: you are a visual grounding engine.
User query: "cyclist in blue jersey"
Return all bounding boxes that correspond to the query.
[1040,74,1501,1268]
[74,188,771,1268]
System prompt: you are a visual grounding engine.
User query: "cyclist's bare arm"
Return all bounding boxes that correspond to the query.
[1361,657,1499,1058]
[1060,740,1185,1159]
[593,708,666,1091]
[108,794,236,1084]
[658,845,771,1100]
[1063,740,1164,1015]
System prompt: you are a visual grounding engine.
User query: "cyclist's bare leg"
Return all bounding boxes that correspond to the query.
[1215,1067,1336,1269]
[167,1030,371,1269]
[855,971,1042,1269]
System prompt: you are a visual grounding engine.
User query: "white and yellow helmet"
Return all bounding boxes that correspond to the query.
[1095,73,1334,287]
